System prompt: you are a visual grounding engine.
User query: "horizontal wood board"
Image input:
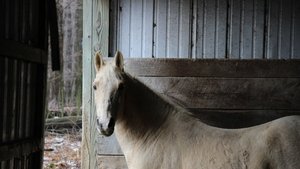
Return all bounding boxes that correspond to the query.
[0,139,42,161]
[123,59,300,77]
[97,155,127,169]
[138,77,300,110]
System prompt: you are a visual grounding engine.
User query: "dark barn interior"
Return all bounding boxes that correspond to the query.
[0,0,49,168]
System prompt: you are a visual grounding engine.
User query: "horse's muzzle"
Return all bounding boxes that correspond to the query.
[97,118,115,136]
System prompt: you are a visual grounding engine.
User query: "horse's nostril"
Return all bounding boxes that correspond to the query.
[108,118,115,128]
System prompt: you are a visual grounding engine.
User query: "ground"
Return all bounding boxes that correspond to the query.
[43,129,81,169]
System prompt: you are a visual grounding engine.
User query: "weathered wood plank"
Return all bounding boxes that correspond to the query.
[122,59,300,78]
[45,116,82,129]
[97,134,124,155]
[93,0,111,169]
[97,156,127,169]
[138,77,300,109]
[0,40,47,63]
[82,0,110,168]
[190,109,300,128]
[0,139,42,161]
[82,0,92,166]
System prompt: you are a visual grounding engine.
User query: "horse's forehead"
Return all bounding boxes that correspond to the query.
[95,64,121,83]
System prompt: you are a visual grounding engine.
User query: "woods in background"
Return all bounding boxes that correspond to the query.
[47,0,83,118]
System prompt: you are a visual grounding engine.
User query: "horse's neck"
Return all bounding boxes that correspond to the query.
[115,74,205,156]
[117,75,175,138]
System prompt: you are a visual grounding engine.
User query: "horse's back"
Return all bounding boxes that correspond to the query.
[263,115,300,169]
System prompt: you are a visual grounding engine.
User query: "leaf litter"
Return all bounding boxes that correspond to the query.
[43,129,81,169]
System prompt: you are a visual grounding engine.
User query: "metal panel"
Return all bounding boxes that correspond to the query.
[142,0,154,57]
[192,0,204,58]
[178,0,191,58]
[111,0,300,59]
[118,0,192,58]
[122,0,155,58]
[278,0,292,59]
[155,0,192,58]
[130,0,143,57]
[253,0,265,59]
[228,0,241,59]
[154,0,168,57]
[292,0,300,59]
[215,0,227,59]
[266,0,280,59]
[119,0,131,57]
[166,0,180,57]
[203,0,217,58]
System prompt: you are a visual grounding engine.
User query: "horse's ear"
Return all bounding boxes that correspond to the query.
[95,52,104,72]
[114,51,124,71]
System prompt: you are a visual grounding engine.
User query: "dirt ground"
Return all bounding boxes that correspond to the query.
[43,129,81,169]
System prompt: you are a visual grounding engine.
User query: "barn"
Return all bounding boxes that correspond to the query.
[1,0,299,168]
[82,0,300,168]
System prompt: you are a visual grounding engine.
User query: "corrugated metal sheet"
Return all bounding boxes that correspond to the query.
[111,0,300,59]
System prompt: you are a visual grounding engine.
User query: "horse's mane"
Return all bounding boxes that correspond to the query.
[118,72,196,142]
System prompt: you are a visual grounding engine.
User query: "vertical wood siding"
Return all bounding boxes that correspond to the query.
[0,0,47,168]
[112,0,300,59]
[0,59,38,143]
[82,0,109,168]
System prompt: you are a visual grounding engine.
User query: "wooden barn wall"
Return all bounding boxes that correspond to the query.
[110,0,300,59]
[0,0,48,168]
[83,0,300,169]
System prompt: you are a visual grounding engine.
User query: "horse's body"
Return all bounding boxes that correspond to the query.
[93,52,300,169]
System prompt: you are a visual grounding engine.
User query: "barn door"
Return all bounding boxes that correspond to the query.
[0,0,48,168]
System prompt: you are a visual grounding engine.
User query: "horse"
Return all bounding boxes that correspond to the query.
[92,51,300,169]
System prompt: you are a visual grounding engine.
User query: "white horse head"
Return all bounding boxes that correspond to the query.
[93,51,125,136]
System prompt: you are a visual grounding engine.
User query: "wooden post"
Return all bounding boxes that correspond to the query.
[82,0,109,168]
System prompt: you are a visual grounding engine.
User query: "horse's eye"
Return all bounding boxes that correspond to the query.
[93,85,97,90]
